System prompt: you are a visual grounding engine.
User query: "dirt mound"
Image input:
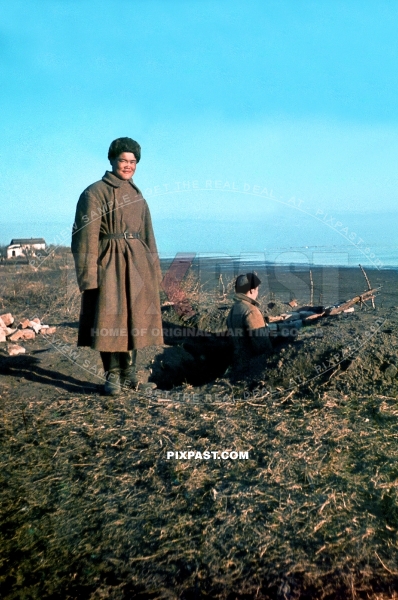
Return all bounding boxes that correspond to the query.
[248,307,398,398]
[154,302,398,404]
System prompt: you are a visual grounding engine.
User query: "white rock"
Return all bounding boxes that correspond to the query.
[29,321,42,333]
[40,326,56,335]
[8,344,26,356]
[4,327,17,336]
[9,329,35,341]
[0,313,14,326]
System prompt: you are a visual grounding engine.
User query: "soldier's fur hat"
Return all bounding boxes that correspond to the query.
[108,137,141,162]
[235,272,261,293]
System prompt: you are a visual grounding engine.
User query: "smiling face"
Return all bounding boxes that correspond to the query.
[110,152,137,180]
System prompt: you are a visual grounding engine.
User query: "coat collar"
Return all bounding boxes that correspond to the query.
[234,292,260,307]
[102,170,141,194]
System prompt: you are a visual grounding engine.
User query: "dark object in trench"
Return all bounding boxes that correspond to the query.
[153,321,233,387]
[296,305,325,314]
[156,320,303,388]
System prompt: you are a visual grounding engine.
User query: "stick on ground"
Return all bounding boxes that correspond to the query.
[359,264,375,309]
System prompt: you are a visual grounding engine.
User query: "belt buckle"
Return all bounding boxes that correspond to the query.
[123,231,129,240]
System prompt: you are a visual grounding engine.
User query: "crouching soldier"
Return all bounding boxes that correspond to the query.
[226,272,272,380]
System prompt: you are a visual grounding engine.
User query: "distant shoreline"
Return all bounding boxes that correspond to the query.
[159,258,397,308]
[159,256,398,271]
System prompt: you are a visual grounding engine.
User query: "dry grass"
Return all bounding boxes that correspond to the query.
[2,385,398,599]
[1,258,398,598]
[0,257,81,323]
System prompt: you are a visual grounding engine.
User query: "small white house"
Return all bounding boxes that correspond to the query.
[7,238,46,259]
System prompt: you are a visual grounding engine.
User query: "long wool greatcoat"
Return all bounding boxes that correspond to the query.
[71,171,163,352]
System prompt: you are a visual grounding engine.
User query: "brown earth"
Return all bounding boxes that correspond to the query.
[1,256,398,599]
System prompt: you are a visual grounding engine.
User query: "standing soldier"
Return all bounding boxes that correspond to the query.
[72,137,163,395]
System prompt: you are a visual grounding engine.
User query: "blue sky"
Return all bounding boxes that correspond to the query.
[1,1,397,257]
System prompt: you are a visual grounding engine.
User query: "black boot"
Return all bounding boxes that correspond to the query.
[120,350,138,389]
[100,352,122,395]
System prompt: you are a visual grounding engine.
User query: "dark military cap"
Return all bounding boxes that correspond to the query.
[235,272,262,293]
[108,137,141,162]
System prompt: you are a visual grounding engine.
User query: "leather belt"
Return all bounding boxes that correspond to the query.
[100,232,141,240]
